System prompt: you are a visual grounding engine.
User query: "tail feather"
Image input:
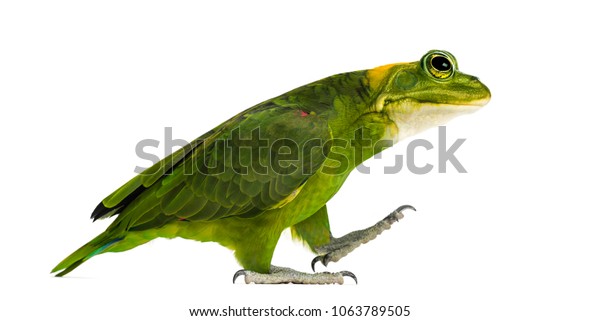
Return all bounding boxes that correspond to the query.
[51,233,123,277]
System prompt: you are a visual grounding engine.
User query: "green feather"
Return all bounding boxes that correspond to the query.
[52,68,396,275]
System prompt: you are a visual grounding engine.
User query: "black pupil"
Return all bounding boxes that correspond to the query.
[431,56,451,71]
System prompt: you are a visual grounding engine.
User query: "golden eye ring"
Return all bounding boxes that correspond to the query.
[422,50,456,81]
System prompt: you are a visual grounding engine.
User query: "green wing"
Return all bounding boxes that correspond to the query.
[92,102,332,232]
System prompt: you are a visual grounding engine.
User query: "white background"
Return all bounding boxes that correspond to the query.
[1,1,598,320]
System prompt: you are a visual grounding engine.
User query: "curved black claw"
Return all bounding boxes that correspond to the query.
[233,269,246,284]
[311,254,330,272]
[397,204,417,213]
[386,205,417,222]
[340,271,358,284]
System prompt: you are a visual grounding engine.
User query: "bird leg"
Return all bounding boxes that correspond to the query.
[311,205,416,271]
[232,205,414,284]
[233,265,357,284]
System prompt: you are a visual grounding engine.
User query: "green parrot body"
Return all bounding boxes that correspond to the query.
[52,50,491,277]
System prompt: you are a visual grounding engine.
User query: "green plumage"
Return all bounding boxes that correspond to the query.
[52,51,491,278]
[52,70,386,275]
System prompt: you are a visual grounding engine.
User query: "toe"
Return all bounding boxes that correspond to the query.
[232,269,246,284]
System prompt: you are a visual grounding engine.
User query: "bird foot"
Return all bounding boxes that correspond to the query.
[233,266,357,284]
[312,205,416,271]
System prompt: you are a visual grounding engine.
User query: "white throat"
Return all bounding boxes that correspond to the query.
[384,102,481,143]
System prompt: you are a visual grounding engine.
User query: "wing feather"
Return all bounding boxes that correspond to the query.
[100,102,332,231]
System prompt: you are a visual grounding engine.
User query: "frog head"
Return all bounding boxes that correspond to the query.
[368,50,491,142]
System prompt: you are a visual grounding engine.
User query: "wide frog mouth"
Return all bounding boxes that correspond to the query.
[378,92,491,112]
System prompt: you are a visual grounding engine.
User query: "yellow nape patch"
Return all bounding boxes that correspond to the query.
[367,63,398,90]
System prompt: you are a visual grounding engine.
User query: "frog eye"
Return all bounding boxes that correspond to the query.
[422,50,456,81]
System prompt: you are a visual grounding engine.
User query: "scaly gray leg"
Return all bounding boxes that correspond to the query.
[311,205,416,271]
[233,266,357,284]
